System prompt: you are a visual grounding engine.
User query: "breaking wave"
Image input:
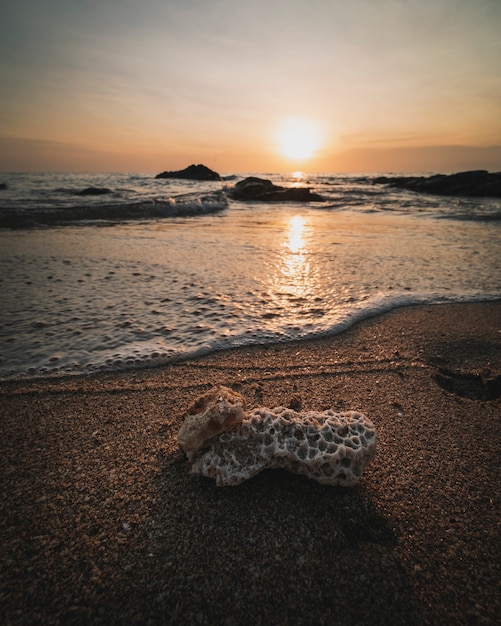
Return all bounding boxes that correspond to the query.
[0,191,227,228]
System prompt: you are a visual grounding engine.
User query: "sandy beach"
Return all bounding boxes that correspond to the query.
[1,301,500,625]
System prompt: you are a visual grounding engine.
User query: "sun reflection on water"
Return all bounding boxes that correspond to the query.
[287,214,306,253]
[290,171,305,187]
[273,214,312,302]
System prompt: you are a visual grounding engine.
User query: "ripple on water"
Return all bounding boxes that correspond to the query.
[0,205,499,379]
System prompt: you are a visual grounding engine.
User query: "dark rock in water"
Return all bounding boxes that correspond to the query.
[229,177,325,202]
[155,164,221,181]
[373,170,501,198]
[0,183,7,190]
[229,177,277,199]
[76,187,113,196]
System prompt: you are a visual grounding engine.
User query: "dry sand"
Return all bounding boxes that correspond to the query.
[1,302,500,625]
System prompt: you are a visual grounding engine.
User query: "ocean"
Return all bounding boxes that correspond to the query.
[0,171,500,381]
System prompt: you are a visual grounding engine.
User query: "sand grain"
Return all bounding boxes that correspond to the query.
[1,302,500,625]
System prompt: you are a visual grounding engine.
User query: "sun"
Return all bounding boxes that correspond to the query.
[276,117,322,160]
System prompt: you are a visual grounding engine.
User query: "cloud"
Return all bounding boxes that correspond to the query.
[1,1,500,172]
[327,144,501,174]
[2,134,501,174]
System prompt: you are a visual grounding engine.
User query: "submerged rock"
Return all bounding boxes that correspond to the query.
[229,176,325,202]
[373,170,501,198]
[178,386,376,487]
[155,164,221,181]
[75,187,113,196]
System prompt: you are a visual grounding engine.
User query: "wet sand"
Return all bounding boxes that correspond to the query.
[1,302,500,625]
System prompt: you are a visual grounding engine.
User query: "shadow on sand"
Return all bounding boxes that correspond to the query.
[108,452,421,625]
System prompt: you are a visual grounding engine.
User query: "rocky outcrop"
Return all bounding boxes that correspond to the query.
[373,170,501,198]
[229,177,325,202]
[75,187,112,196]
[155,164,221,181]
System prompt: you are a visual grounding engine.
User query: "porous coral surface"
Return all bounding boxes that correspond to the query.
[180,387,376,486]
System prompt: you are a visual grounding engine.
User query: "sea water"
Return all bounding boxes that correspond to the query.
[0,172,500,380]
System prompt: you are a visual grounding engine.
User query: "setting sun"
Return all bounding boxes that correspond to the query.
[276,118,322,161]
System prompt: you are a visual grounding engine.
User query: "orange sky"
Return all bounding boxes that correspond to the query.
[1,0,500,173]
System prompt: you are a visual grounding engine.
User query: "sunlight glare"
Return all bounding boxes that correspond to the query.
[287,215,306,254]
[268,214,311,307]
[277,118,322,160]
[279,214,310,300]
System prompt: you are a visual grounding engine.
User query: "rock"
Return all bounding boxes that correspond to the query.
[75,187,113,196]
[0,183,7,190]
[373,170,501,198]
[155,164,221,181]
[229,177,276,199]
[229,177,325,202]
[178,386,376,487]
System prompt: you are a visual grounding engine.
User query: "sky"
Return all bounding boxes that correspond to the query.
[0,0,500,173]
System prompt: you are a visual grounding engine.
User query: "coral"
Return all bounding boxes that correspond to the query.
[177,386,246,461]
[178,386,376,487]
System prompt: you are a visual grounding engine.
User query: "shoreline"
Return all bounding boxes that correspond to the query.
[2,295,500,386]
[1,302,500,624]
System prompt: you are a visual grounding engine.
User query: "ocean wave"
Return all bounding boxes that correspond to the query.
[1,291,498,382]
[0,191,227,228]
[434,210,501,222]
[1,172,501,227]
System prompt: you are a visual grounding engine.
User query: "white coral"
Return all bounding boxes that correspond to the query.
[177,386,246,461]
[178,386,376,487]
